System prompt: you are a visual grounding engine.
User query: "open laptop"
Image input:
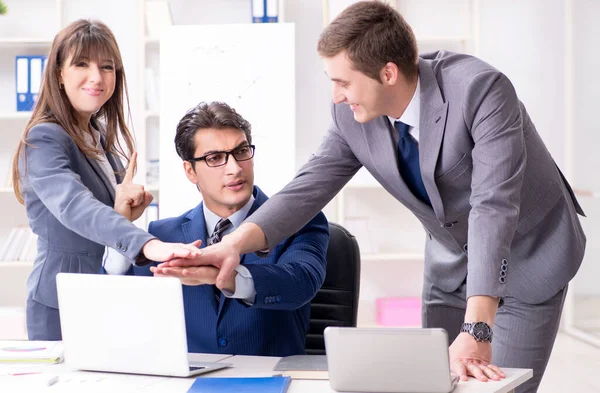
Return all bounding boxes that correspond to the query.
[56,273,231,377]
[324,327,459,393]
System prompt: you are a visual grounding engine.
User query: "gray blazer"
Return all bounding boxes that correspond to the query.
[21,122,154,309]
[247,51,586,305]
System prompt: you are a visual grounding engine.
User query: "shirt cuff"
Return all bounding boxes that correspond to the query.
[221,265,256,304]
[103,247,133,275]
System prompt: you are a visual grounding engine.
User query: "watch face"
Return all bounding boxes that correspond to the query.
[472,322,491,341]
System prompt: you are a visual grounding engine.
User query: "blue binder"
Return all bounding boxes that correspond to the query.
[251,0,278,23]
[187,376,291,393]
[16,55,47,112]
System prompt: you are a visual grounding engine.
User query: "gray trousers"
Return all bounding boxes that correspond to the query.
[422,274,567,393]
[26,297,62,341]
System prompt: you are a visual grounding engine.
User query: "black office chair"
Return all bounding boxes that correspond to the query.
[305,222,361,355]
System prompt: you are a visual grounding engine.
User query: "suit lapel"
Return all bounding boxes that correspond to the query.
[83,130,119,203]
[181,203,208,249]
[85,155,116,203]
[418,60,448,223]
[364,109,431,215]
[181,204,221,313]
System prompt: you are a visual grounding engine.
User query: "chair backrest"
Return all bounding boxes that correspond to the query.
[306,222,361,355]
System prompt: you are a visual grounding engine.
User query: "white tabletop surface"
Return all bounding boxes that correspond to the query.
[0,353,532,393]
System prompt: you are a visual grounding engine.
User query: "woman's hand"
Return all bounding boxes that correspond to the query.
[114,152,153,221]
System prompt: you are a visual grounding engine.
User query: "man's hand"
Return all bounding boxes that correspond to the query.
[114,152,153,221]
[156,235,242,290]
[449,333,504,382]
[151,263,237,291]
[142,239,202,262]
[155,222,267,289]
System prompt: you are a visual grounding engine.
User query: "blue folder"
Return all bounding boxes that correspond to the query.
[16,55,47,112]
[187,376,291,393]
[251,0,278,23]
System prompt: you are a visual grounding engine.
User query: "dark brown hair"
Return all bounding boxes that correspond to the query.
[317,1,418,82]
[12,19,135,204]
[175,101,252,162]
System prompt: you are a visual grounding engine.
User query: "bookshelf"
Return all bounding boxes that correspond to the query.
[0,2,62,324]
[0,0,595,342]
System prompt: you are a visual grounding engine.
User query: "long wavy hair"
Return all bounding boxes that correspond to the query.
[12,19,135,204]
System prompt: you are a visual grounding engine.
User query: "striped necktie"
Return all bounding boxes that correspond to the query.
[208,218,232,303]
[208,218,232,246]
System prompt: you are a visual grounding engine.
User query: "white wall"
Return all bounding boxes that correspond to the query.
[283,0,332,170]
[1,0,599,322]
[478,0,567,169]
[570,0,600,296]
[61,0,142,133]
[571,0,600,192]
[167,0,250,25]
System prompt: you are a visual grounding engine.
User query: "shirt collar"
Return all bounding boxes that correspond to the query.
[204,194,256,237]
[387,76,420,129]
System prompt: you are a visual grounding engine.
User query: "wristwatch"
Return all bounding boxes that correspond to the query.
[460,322,493,343]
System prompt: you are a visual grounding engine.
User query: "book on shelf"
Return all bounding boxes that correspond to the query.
[5,170,12,188]
[0,227,37,262]
[146,202,159,223]
[144,68,160,111]
[16,55,48,112]
[0,155,15,188]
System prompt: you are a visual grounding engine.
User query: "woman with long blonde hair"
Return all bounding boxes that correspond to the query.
[13,19,199,340]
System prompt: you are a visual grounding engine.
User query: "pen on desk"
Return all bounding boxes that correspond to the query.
[47,375,59,386]
[9,371,42,376]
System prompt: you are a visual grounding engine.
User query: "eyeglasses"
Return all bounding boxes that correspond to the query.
[188,145,256,167]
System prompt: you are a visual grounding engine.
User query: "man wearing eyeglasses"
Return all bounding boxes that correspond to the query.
[103,101,329,356]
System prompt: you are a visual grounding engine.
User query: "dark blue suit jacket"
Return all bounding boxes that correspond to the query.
[132,186,329,356]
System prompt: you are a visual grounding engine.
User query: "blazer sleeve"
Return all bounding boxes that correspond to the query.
[24,124,154,260]
[243,211,329,310]
[463,71,526,299]
[130,220,160,277]
[245,103,361,249]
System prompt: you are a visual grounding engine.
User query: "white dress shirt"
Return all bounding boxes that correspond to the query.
[387,76,421,142]
[103,195,258,304]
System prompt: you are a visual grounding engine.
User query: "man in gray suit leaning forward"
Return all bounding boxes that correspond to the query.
[155,2,586,391]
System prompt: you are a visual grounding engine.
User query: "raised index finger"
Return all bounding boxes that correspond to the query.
[123,152,137,184]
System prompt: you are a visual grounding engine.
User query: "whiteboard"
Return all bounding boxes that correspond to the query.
[159,23,295,219]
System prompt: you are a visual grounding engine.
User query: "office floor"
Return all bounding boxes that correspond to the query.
[539,333,600,392]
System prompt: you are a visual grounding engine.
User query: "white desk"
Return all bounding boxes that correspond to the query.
[0,354,532,392]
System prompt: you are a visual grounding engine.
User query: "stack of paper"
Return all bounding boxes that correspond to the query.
[0,374,58,389]
[0,341,63,364]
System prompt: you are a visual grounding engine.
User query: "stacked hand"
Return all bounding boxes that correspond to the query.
[151,237,240,291]
[114,152,153,222]
[141,238,203,264]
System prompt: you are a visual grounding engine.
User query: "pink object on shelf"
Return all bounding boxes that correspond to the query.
[376,297,422,327]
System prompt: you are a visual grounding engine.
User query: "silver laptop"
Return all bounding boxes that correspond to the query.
[56,273,231,377]
[324,327,458,393]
